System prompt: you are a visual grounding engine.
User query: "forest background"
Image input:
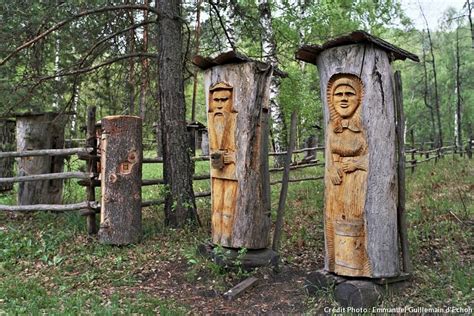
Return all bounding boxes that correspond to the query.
[1,0,472,153]
[0,1,473,313]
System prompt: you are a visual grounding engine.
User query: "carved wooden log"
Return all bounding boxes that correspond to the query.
[0,119,15,192]
[317,43,408,277]
[98,116,142,245]
[316,45,400,278]
[297,33,418,278]
[15,113,66,205]
[202,61,272,249]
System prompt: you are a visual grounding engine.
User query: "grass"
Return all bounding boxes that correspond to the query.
[0,152,472,313]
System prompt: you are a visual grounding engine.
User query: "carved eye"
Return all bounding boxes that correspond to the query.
[346,92,356,96]
[335,92,344,97]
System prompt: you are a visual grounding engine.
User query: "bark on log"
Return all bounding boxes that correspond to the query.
[0,172,93,183]
[316,44,400,278]
[394,71,412,274]
[0,201,99,212]
[16,113,66,205]
[203,61,272,249]
[0,119,15,192]
[98,116,142,245]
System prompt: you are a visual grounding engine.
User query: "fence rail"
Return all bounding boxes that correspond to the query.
[1,135,472,215]
[0,147,92,159]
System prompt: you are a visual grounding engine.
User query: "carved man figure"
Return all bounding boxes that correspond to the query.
[208,82,238,246]
[325,74,371,277]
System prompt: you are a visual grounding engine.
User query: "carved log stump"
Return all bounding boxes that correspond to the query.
[98,116,142,245]
[196,54,273,250]
[302,134,318,162]
[297,31,419,279]
[0,119,16,192]
[15,112,66,205]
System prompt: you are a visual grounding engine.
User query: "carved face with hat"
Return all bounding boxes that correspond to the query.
[327,74,364,132]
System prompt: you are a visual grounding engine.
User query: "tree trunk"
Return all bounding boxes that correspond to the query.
[467,0,474,49]
[191,0,203,122]
[259,0,287,167]
[126,0,136,115]
[203,61,273,249]
[16,113,66,205]
[157,0,199,227]
[455,27,462,151]
[421,14,443,147]
[421,40,436,146]
[316,44,399,278]
[0,119,16,192]
[153,122,163,158]
[201,130,209,156]
[99,115,142,245]
[139,0,149,120]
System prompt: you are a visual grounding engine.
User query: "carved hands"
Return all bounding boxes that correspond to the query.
[223,152,236,164]
[211,150,235,170]
[342,157,367,173]
[329,157,368,185]
[329,166,343,185]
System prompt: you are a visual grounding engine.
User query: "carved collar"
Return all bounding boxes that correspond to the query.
[334,117,362,133]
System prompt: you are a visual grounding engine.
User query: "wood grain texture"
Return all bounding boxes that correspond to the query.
[16,113,66,205]
[204,62,272,249]
[0,119,15,192]
[98,116,142,245]
[316,44,399,278]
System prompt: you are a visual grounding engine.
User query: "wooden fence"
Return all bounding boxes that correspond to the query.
[1,117,473,234]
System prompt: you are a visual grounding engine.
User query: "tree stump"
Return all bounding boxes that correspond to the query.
[194,52,273,250]
[98,116,142,245]
[0,119,16,192]
[15,112,66,205]
[302,134,318,162]
[297,31,419,279]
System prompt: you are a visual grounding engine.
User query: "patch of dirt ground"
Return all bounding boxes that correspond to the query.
[122,258,316,314]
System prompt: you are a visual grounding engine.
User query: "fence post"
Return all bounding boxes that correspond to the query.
[410,130,416,173]
[85,107,98,235]
[98,116,143,245]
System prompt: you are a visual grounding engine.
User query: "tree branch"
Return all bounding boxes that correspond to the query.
[209,1,236,51]
[39,53,158,81]
[0,4,158,66]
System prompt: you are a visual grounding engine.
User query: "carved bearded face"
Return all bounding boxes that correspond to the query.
[211,89,232,115]
[333,84,359,118]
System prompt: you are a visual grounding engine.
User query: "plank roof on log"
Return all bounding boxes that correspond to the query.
[192,50,288,77]
[295,30,419,64]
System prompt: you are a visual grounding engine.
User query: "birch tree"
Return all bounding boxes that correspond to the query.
[259,0,287,166]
